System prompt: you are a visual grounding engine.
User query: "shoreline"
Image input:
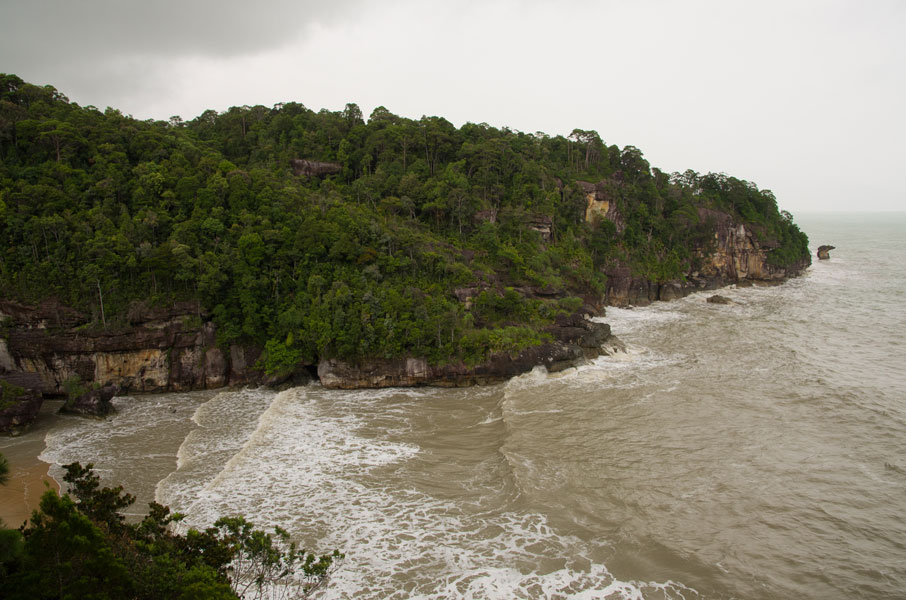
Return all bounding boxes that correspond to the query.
[0,274,810,526]
[0,401,63,528]
[0,451,59,527]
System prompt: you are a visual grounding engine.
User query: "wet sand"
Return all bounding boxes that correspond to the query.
[0,442,58,527]
[0,401,63,528]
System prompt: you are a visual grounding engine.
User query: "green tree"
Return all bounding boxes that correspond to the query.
[1,462,341,599]
[0,73,809,371]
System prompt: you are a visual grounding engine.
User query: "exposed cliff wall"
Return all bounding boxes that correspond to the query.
[580,180,625,231]
[0,300,265,397]
[603,207,810,307]
[1,298,621,395]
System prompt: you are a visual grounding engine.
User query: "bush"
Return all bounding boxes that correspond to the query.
[62,374,88,400]
[0,462,342,600]
[0,380,26,411]
[260,338,304,376]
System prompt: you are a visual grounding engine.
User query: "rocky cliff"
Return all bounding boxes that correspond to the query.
[0,373,43,434]
[0,298,620,399]
[0,197,809,402]
[0,300,265,398]
[603,207,810,306]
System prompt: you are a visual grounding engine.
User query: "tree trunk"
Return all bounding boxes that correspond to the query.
[96,278,107,329]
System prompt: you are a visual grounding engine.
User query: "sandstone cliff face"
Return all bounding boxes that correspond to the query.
[695,209,795,281]
[0,300,263,396]
[289,159,342,177]
[579,180,625,231]
[604,208,809,306]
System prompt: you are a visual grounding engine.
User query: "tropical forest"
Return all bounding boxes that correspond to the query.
[0,73,809,372]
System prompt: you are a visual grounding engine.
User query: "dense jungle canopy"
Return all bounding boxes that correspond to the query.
[0,74,809,370]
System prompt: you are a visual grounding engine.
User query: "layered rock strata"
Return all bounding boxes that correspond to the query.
[0,300,264,397]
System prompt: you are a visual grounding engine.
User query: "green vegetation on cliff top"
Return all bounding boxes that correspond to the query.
[0,74,809,369]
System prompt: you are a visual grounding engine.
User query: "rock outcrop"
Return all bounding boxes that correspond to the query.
[579,180,624,231]
[61,384,119,417]
[604,208,810,306]
[0,300,266,397]
[817,245,835,260]
[318,311,622,389]
[290,159,342,177]
[2,299,624,394]
[0,374,43,434]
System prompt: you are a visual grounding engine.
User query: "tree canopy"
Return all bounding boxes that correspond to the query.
[0,73,809,369]
[0,460,341,599]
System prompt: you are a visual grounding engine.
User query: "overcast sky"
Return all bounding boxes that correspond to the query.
[2,0,904,213]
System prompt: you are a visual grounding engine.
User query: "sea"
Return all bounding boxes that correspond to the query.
[27,212,906,599]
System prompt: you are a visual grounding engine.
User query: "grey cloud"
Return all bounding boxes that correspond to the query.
[0,0,363,66]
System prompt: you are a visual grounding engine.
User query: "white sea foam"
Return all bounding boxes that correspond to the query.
[150,383,692,599]
[155,387,276,510]
[41,394,188,467]
[597,305,687,335]
[39,391,212,508]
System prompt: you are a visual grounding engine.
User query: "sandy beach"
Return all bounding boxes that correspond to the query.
[0,446,58,528]
[0,402,63,528]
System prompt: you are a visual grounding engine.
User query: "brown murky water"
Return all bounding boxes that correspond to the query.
[28,214,906,598]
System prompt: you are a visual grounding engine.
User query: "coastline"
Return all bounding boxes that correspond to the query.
[0,272,811,523]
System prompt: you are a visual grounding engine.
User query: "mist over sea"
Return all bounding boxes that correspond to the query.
[38,212,906,599]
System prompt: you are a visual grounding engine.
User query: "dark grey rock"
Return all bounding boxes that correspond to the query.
[61,384,119,417]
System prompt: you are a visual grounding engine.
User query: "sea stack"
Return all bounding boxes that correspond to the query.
[817,245,835,260]
[60,384,120,417]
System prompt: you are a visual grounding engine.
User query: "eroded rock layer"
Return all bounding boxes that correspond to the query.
[604,208,810,307]
[0,300,264,397]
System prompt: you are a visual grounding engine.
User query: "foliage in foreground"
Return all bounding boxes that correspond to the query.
[0,460,341,599]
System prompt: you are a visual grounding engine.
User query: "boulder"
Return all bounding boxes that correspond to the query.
[289,159,341,177]
[816,245,835,260]
[544,316,612,356]
[60,384,119,417]
[0,377,43,434]
[707,295,733,305]
[658,281,688,302]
